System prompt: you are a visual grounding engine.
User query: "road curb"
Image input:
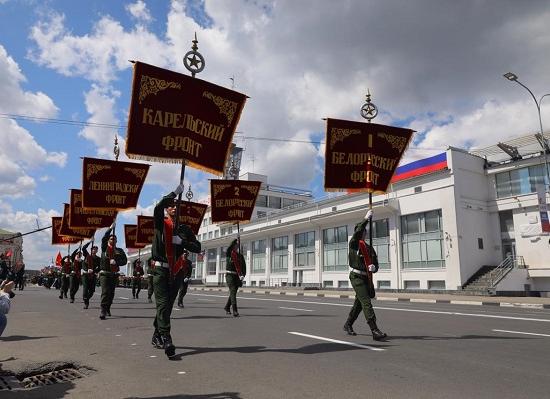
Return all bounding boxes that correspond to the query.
[190,287,549,309]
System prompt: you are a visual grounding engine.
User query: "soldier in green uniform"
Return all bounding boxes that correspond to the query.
[151,185,201,358]
[224,238,246,317]
[58,256,71,299]
[132,259,144,299]
[69,248,84,303]
[146,257,154,303]
[82,241,100,309]
[176,251,193,308]
[343,209,387,341]
[99,224,127,320]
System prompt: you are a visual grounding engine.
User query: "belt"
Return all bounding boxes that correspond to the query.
[147,274,153,277]
[154,261,170,269]
[99,270,113,275]
[350,268,368,277]
[225,270,238,275]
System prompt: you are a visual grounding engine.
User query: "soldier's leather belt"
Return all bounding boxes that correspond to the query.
[350,268,368,276]
[225,270,237,275]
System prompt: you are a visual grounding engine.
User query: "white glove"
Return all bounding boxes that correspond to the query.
[173,183,185,196]
[368,264,376,272]
[183,278,189,283]
[240,275,245,281]
[364,209,373,221]
[110,259,116,265]
[172,236,182,245]
[109,222,116,230]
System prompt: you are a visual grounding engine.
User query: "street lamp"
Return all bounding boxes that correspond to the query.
[503,72,550,191]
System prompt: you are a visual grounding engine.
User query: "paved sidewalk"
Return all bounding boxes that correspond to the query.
[191,286,550,309]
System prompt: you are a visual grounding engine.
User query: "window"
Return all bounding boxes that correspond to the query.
[251,240,266,274]
[495,164,549,198]
[323,280,333,288]
[338,280,349,288]
[271,236,288,273]
[401,210,445,268]
[256,195,267,207]
[478,238,484,250]
[190,253,203,279]
[208,231,213,239]
[377,280,391,289]
[268,196,281,209]
[295,231,315,269]
[323,226,348,271]
[428,280,446,290]
[206,248,217,275]
[219,247,227,271]
[221,227,226,236]
[257,211,266,218]
[372,219,390,270]
[499,210,514,238]
[404,280,420,290]
[214,230,219,238]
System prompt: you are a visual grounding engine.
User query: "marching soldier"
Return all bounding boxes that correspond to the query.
[176,250,193,308]
[99,224,127,320]
[224,238,246,317]
[151,185,201,358]
[343,209,387,341]
[146,257,155,303]
[82,240,100,309]
[132,259,144,299]
[69,248,84,303]
[58,256,71,299]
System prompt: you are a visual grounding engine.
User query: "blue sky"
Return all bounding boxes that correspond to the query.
[1,0,550,268]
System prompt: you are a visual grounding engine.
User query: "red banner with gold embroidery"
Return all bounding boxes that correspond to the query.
[69,189,117,228]
[124,224,146,249]
[135,215,154,246]
[125,61,248,175]
[51,217,84,245]
[324,118,414,193]
[60,204,95,239]
[82,157,149,210]
[178,201,208,235]
[210,180,261,223]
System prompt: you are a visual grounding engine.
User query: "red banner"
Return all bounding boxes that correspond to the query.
[178,201,208,235]
[60,204,95,239]
[82,157,150,210]
[135,215,154,245]
[210,180,261,223]
[69,189,117,228]
[124,224,146,249]
[51,217,82,245]
[324,118,414,193]
[125,61,248,175]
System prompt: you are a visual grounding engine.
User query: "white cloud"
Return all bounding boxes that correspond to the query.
[126,0,152,23]
[39,175,52,182]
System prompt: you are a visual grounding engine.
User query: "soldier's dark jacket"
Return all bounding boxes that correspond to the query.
[348,219,379,272]
[100,227,127,272]
[225,241,246,276]
[82,241,100,272]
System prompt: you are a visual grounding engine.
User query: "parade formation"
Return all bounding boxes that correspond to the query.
[5,35,413,360]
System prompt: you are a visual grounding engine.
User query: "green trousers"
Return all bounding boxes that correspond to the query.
[132,278,142,297]
[100,273,117,310]
[69,274,80,300]
[82,274,96,302]
[60,275,70,296]
[147,275,154,300]
[153,267,183,335]
[225,273,240,311]
[348,272,376,323]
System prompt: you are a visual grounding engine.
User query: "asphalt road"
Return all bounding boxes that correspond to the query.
[2,286,550,399]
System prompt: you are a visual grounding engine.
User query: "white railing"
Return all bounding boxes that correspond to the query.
[489,255,525,288]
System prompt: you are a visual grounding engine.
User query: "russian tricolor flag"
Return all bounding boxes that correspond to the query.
[391,153,447,183]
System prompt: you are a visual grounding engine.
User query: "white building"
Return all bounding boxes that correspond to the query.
[129,133,550,295]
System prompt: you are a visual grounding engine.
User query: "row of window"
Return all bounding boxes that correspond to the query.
[495,164,548,198]
[198,210,445,275]
[255,195,306,209]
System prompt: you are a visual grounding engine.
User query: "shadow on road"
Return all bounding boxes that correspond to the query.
[0,335,56,342]
[125,393,242,399]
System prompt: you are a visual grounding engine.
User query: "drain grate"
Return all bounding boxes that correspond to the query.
[0,374,23,391]
[20,367,89,389]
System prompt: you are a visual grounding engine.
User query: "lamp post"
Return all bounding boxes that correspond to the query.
[503,72,550,191]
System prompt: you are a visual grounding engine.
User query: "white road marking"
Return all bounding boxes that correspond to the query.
[288,332,385,351]
[492,329,550,337]
[279,306,313,312]
[131,343,137,346]
[177,371,187,375]
[189,293,550,323]
[115,334,121,337]
[149,355,157,358]
[119,297,129,300]
[196,298,214,301]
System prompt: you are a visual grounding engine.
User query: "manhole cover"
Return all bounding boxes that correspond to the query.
[0,374,23,391]
[20,367,91,389]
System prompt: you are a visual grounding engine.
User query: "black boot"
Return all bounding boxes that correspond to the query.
[162,334,176,358]
[99,307,106,320]
[70,298,75,303]
[232,304,239,317]
[224,305,231,315]
[151,331,163,349]
[148,298,153,303]
[343,318,357,336]
[367,318,387,341]
[107,306,111,317]
[59,294,63,299]
[83,300,89,310]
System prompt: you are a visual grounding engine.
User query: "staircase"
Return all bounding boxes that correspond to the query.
[461,256,525,295]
